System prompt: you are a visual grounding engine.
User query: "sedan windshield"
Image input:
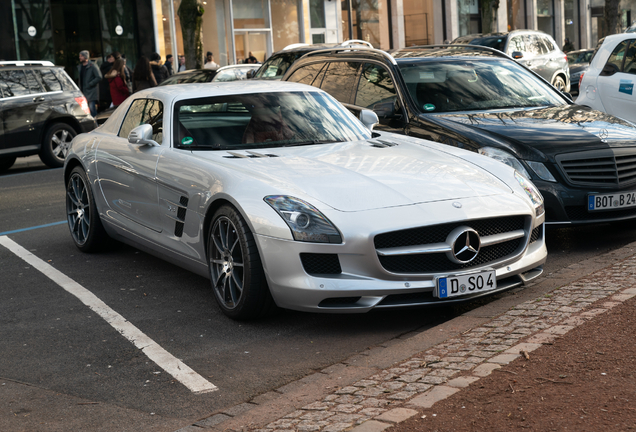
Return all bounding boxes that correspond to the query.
[398,59,567,113]
[174,91,370,150]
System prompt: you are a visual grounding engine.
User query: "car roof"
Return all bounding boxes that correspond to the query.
[216,64,260,71]
[0,60,55,67]
[133,80,324,102]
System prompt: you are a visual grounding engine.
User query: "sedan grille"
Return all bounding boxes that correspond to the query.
[557,148,636,187]
[374,216,528,274]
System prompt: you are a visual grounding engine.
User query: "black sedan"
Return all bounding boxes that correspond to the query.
[283,45,636,225]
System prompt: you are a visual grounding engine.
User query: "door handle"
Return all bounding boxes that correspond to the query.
[33,96,45,102]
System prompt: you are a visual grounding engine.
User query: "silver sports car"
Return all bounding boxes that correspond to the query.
[64,81,547,319]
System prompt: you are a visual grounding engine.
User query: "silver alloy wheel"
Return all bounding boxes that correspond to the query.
[553,76,565,91]
[51,128,73,162]
[66,172,91,246]
[210,216,245,310]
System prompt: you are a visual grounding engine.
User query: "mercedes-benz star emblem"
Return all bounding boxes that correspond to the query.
[599,128,609,142]
[446,226,481,264]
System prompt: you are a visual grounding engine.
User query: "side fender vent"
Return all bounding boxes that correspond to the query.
[174,196,189,237]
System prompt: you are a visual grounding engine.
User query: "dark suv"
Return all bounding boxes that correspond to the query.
[452,30,570,92]
[283,45,636,226]
[0,61,96,171]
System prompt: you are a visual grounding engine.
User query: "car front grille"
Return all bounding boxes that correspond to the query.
[374,216,528,274]
[557,148,636,187]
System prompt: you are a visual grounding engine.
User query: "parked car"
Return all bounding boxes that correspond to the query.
[64,81,547,319]
[0,60,96,171]
[576,33,636,123]
[566,48,595,95]
[451,30,570,91]
[211,64,260,82]
[252,40,373,81]
[626,23,636,33]
[283,44,636,226]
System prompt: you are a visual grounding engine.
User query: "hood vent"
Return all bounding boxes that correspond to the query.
[368,139,398,148]
[224,151,280,159]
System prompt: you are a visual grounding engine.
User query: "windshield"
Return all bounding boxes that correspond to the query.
[174,91,371,150]
[567,50,593,64]
[398,59,567,113]
[253,53,302,79]
[468,36,507,52]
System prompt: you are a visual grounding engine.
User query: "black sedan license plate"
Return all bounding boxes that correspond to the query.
[435,270,496,299]
[588,192,636,211]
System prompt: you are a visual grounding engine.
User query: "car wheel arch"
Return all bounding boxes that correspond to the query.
[202,197,258,260]
[39,116,81,145]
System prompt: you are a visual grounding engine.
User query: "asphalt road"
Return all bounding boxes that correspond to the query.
[2,157,636,427]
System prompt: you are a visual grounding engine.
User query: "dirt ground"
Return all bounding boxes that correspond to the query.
[394,296,636,432]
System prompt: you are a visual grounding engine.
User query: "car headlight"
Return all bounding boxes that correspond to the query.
[478,147,531,179]
[515,171,545,217]
[526,161,557,182]
[265,195,342,243]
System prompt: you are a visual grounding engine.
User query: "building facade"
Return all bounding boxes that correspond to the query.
[2,0,635,75]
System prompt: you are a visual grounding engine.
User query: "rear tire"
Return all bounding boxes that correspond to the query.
[552,75,566,92]
[66,166,110,252]
[208,205,277,320]
[40,123,77,168]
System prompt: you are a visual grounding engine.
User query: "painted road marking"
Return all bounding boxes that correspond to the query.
[0,235,218,394]
[0,220,66,237]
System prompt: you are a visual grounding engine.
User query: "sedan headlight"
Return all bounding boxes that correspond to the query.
[479,147,531,179]
[526,161,557,182]
[265,195,342,243]
[515,171,545,217]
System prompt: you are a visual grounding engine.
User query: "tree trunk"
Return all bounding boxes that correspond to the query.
[604,0,622,36]
[178,0,205,69]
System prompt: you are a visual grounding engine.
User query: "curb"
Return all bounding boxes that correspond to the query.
[173,241,636,432]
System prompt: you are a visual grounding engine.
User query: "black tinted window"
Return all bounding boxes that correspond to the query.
[624,40,636,75]
[119,99,164,143]
[25,70,44,93]
[254,53,300,79]
[320,62,360,103]
[53,68,77,91]
[287,63,325,86]
[606,40,629,71]
[0,70,30,97]
[35,69,64,92]
[355,63,396,108]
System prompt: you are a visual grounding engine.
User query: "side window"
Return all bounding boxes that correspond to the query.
[355,63,397,109]
[25,70,45,93]
[119,99,164,144]
[319,62,360,103]
[623,40,636,75]
[0,70,30,97]
[526,35,544,56]
[52,68,77,91]
[508,36,526,54]
[287,63,326,86]
[541,36,555,53]
[606,40,629,71]
[0,79,8,98]
[34,69,63,92]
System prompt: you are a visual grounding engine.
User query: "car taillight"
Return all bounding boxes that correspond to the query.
[579,72,584,88]
[75,96,91,115]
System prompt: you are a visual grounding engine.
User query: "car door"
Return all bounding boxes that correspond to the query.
[95,98,165,232]
[0,69,48,151]
[349,62,406,134]
[597,38,636,123]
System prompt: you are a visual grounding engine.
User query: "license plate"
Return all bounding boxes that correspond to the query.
[435,270,496,299]
[588,192,636,211]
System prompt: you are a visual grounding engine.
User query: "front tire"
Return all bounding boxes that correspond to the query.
[40,123,77,168]
[66,166,109,252]
[208,205,276,319]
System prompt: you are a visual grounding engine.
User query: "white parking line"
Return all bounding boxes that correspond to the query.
[0,235,218,394]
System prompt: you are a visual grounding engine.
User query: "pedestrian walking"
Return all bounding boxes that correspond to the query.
[204,51,219,70]
[164,54,175,76]
[77,50,102,116]
[104,58,130,107]
[177,54,186,72]
[149,52,169,85]
[132,56,157,93]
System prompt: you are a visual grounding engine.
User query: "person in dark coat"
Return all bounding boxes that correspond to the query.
[77,50,102,116]
[133,56,157,93]
[164,54,174,76]
[98,52,116,111]
[149,52,168,85]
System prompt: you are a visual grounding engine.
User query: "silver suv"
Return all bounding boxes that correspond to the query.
[452,30,570,92]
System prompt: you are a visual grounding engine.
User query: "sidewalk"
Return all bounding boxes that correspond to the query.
[178,242,636,432]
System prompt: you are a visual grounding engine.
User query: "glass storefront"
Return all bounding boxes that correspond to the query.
[537,0,554,35]
[564,0,579,51]
[341,0,390,48]
[457,0,480,37]
[508,0,525,30]
[403,0,433,45]
[11,0,55,62]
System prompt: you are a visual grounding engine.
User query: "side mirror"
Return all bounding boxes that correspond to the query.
[246,69,256,79]
[372,100,396,118]
[360,109,379,131]
[128,124,159,147]
[511,51,524,60]
[600,63,619,76]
